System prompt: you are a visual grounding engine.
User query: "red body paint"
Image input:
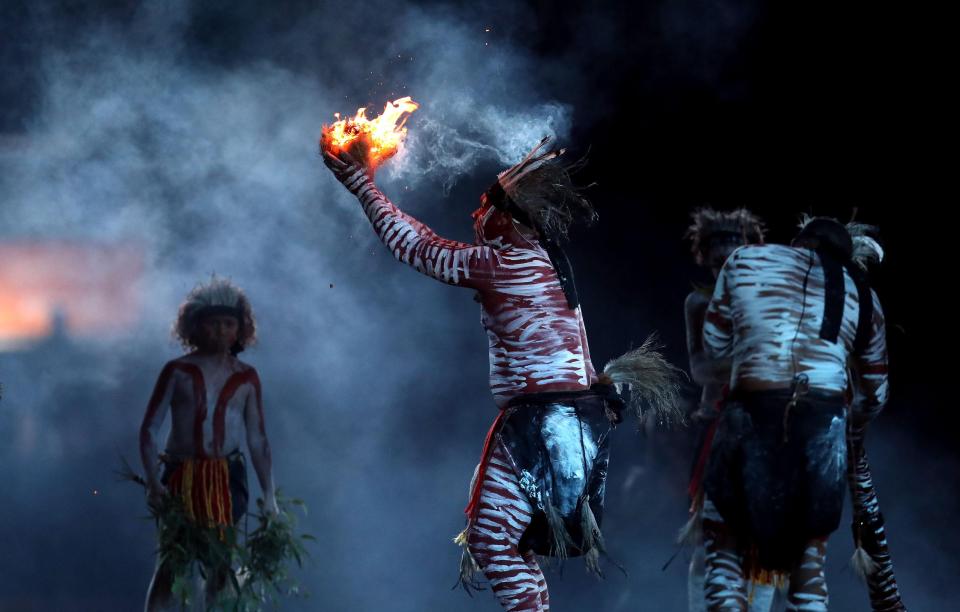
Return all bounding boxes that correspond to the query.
[139,361,177,451]
[141,360,261,458]
[212,369,261,456]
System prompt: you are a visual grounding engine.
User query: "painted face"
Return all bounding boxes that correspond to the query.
[196,314,239,354]
[472,192,530,248]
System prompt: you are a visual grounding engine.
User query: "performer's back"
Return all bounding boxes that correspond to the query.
[704,243,887,403]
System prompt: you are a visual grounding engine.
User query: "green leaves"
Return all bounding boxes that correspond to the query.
[150,491,313,611]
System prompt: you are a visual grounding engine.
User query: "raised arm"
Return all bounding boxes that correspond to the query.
[139,361,176,503]
[703,254,737,359]
[324,152,502,288]
[243,370,278,515]
[850,290,890,424]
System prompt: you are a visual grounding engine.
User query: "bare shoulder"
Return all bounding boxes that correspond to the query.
[233,359,261,384]
[159,356,190,376]
[685,290,710,311]
[232,357,256,373]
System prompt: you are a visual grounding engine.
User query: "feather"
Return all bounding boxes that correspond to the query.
[491,137,595,241]
[453,527,486,593]
[603,334,686,427]
[847,222,884,269]
[850,545,880,581]
[544,501,576,561]
[579,496,606,576]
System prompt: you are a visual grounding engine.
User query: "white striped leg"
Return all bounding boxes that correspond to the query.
[467,442,546,612]
[703,509,748,612]
[786,540,828,611]
[526,549,549,611]
[848,424,905,611]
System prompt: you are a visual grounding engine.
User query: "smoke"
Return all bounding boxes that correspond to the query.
[392,101,570,193]
[0,1,954,610]
[0,2,576,609]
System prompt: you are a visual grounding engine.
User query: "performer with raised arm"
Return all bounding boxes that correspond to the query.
[139,278,277,611]
[680,208,779,612]
[321,134,679,612]
[700,217,891,611]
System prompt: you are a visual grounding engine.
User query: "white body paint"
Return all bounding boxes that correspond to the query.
[340,168,597,407]
[703,244,888,408]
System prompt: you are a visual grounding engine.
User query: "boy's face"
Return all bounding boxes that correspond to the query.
[196,314,239,354]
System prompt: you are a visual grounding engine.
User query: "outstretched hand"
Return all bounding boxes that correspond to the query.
[321,148,374,189]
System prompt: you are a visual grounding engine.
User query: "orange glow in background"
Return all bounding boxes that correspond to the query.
[0,241,144,349]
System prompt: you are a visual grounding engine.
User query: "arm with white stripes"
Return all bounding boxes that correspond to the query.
[702,252,737,359]
[327,156,501,289]
[851,289,890,423]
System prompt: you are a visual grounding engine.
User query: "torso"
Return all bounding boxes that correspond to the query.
[479,244,597,407]
[162,354,257,459]
[722,244,862,394]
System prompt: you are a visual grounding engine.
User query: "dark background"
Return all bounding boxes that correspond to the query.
[0,1,950,610]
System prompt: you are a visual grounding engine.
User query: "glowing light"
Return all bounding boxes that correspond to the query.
[321,96,419,169]
[0,241,144,350]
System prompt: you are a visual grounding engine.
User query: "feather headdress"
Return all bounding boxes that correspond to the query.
[174,275,257,354]
[490,136,596,241]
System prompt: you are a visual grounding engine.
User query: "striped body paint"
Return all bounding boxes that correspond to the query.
[338,165,597,407]
[848,422,905,611]
[703,245,887,406]
[331,157,601,612]
[701,244,893,611]
[785,541,828,611]
[703,500,749,612]
[467,441,549,612]
[686,290,780,612]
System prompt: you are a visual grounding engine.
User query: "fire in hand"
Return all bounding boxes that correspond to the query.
[321,96,419,170]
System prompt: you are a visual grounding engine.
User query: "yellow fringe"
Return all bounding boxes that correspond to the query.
[749,567,788,588]
[453,527,469,547]
[741,543,788,589]
[172,457,231,529]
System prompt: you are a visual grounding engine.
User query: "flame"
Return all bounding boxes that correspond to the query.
[321,96,419,169]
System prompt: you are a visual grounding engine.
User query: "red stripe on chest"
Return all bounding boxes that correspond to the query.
[139,361,177,448]
[212,369,259,456]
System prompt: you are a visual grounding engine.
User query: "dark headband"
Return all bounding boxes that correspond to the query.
[196,305,242,320]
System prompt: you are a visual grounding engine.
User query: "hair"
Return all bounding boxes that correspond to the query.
[685,207,766,265]
[173,276,257,354]
[494,137,597,241]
